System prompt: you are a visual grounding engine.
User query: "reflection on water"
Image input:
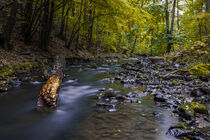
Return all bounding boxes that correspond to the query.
[0,58,178,140]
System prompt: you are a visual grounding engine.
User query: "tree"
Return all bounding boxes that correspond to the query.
[0,0,19,50]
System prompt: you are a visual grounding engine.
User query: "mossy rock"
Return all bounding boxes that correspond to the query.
[189,64,210,77]
[180,102,208,115]
[0,67,15,77]
[0,61,41,77]
[139,73,147,77]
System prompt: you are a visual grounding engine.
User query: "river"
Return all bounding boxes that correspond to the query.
[0,58,178,140]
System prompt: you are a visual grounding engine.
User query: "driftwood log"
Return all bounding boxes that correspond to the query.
[37,55,65,108]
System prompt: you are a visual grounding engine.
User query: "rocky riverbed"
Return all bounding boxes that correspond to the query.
[0,55,209,140]
[95,55,210,140]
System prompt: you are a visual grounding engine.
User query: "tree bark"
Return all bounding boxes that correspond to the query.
[131,34,138,54]
[0,1,19,50]
[88,2,95,49]
[22,0,34,43]
[205,0,209,35]
[40,0,50,50]
[58,0,66,40]
[37,55,66,108]
[165,0,170,53]
[177,0,180,30]
[168,0,176,52]
[40,0,55,50]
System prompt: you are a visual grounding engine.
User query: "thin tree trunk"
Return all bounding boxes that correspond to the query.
[168,0,176,52]
[64,4,70,47]
[71,0,75,17]
[197,7,202,40]
[75,0,84,50]
[48,1,55,43]
[40,0,50,50]
[177,0,180,30]
[131,34,138,54]
[165,0,170,53]
[88,4,95,49]
[22,0,34,43]
[59,0,66,40]
[205,0,209,35]
[1,1,19,50]
[40,0,55,50]
[118,35,122,53]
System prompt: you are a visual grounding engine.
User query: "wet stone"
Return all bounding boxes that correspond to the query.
[116,95,126,101]
[166,128,195,138]
[204,117,210,122]
[183,97,194,104]
[110,99,118,103]
[191,88,206,97]
[136,121,145,126]
[96,103,115,109]
[154,94,167,102]
[108,108,117,112]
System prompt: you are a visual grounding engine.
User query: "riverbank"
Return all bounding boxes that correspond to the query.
[0,54,209,139]
[93,55,210,139]
[0,40,128,93]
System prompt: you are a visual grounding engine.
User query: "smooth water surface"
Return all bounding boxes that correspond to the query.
[0,58,178,140]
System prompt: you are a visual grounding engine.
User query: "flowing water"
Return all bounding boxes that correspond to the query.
[0,58,179,140]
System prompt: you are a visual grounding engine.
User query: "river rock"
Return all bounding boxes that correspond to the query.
[98,88,116,99]
[108,108,117,112]
[178,102,208,120]
[191,88,205,97]
[166,128,194,138]
[154,94,167,102]
[96,103,116,109]
[116,95,126,101]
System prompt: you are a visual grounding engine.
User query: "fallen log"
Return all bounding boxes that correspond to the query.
[37,55,65,108]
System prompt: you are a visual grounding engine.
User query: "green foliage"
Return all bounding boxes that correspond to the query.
[1,0,209,58]
[17,0,22,4]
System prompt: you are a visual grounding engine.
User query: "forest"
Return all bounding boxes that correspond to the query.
[0,0,209,140]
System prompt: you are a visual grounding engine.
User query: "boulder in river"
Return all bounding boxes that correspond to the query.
[98,88,116,99]
[178,102,208,120]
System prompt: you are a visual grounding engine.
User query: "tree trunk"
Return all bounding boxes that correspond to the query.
[118,35,122,48]
[165,0,170,53]
[177,0,180,30]
[37,55,66,108]
[197,7,202,40]
[205,0,209,35]
[1,1,19,50]
[40,0,50,50]
[48,1,55,42]
[71,0,75,17]
[58,0,66,40]
[22,0,34,43]
[167,0,176,52]
[131,34,138,54]
[40,0,54,50]
[88,3,95,49]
